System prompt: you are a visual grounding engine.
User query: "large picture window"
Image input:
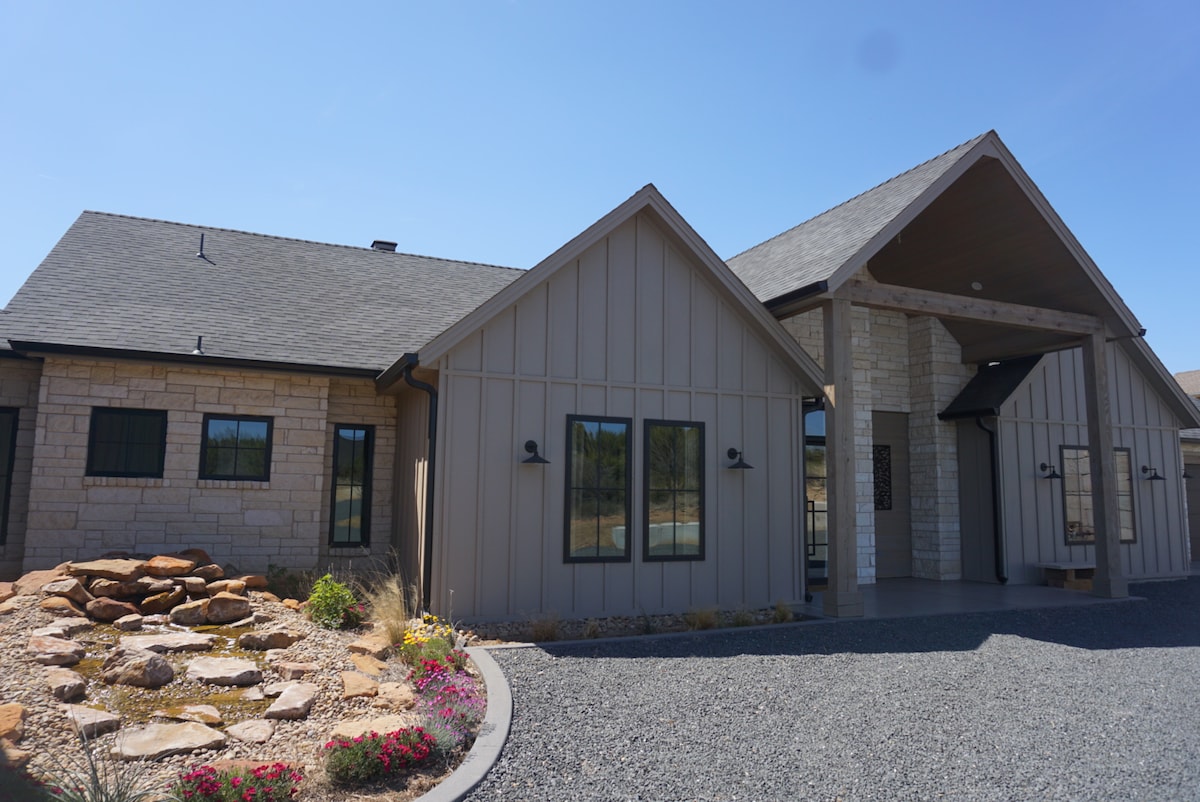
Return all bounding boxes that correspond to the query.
[1061,445,1135,545]
[564,415,631,562]
[200,414,272,481]
[0,408,18,544]
[644,420,704,560]
[330,424,373,546]
[86,408,167,478]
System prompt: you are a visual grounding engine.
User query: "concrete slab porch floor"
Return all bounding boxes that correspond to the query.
[800,577,1139,620]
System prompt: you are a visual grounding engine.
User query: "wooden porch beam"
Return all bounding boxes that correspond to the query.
[1081,331,1127,598]
[959,333,1084,365]
[837,279,1104,336]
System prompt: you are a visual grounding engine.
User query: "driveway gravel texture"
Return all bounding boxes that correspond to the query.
[466,578,1200,801]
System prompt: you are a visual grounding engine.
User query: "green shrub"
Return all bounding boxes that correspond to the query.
[323,728,438,786]
[397,613,457,666]
[306,574,362,629]
[170,762,303,802]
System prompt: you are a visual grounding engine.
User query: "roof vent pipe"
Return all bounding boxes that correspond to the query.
[371,240,397,252]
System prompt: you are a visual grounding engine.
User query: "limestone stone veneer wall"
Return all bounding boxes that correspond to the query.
[23,356,395,574]
[783,304,967,583]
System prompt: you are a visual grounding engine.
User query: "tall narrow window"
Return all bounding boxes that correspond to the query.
[1061,445,1135,545]
[200,415,272,481]
[644,420,704,560]
[86,408,167,478]
[565,415,631,562]
[330,424,373,546]
[0,408,17,545]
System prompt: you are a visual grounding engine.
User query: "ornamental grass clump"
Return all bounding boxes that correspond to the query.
[306,574,364,629]
[170,763,303,802]
[323,728,438,786]
[15,730,159,802]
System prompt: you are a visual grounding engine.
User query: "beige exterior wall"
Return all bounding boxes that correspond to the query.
[431,212,809,620]
[0,357,43,578]
[20,356,399,575]
[997,344,1190,582]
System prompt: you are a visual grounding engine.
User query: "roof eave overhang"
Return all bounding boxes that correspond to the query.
[6,340,380,379]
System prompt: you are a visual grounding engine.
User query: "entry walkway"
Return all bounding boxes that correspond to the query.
[801,577,1131,620]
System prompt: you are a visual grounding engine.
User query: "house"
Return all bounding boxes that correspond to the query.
[1173,370,1200,564]
[1,131,1195,622]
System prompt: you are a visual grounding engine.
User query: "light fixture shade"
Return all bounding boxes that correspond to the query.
[522,440,549,464]
[1039,462,1062,480]
[1141,465,1165,481]
[727,447,753,470]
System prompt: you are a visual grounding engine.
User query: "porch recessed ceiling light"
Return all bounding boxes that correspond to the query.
[970,281,984,291]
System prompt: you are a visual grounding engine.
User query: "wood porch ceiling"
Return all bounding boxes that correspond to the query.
[856,156,1126,363]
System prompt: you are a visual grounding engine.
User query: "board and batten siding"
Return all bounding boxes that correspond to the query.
[430,213,807,620]
[996,345,1189,583]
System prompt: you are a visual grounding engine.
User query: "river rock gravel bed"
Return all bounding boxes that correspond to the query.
[468,578,1200,802]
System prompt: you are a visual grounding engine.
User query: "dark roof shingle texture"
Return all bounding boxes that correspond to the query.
[1,212,522,372]
[727,132,989,302]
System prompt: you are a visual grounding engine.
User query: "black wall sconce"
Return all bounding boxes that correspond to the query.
[1039,462,1062,480]
[522,440,549,464]
[727,448,753,470]
[1184,468,1194,480]
[1141,465,1165,481]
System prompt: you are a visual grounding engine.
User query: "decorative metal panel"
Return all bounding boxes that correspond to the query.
[873,445,892,511]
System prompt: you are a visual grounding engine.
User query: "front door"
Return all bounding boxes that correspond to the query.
[1187,466,1200,565]
[872,411,911,579]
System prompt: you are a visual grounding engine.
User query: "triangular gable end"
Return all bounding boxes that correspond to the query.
[381,185,824,394]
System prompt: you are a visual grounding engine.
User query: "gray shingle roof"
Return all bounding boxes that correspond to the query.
[726,132,989,302]
[1175,370,1200,398]
[0,212,522,372]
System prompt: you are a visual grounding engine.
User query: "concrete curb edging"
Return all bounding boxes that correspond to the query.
[415,646,513,802]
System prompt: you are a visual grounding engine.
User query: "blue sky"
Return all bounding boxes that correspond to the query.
[2,1,1197,373]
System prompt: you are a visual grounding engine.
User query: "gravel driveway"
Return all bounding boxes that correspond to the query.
[466,578,1200,801]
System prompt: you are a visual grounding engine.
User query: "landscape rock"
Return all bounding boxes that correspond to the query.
[86,597,140,622]
[67,558,145,582]
[263,681,295,697]
[341,671,379,699]
[14,568,69,597]
[113,613,144,631]
[31,625,66,638]
[120,631,217,653]
[238,628,304,651]
[139,585,186,614]
[144,554,197,577]
[0,704,27,742]
[27,634,86,666]
[236,574,269,590]
[41,578,94,606]
[65,704,121,738]
[186,657,262,686]
[0,738,31,770]
[223,686,266,702]
[100,647,175,688]
[0,582,13,603]
[348,633,392,660]
[282,598,302,611]
[206,592,251,623]
[87,578,143,598]
[264,682,318,720]
[178,547,213,565]
[207,579,247,596]
[0,599,22,615]
[50,617,93,636]
[330,714,416,741]
[38,596,85,617]
[258,591,281,603]
[110,722,226,761]
[273,661,318,680]
[135,575,176,593]
[170,599,210,625]
[351,653,388,676]
[150,704,222,725]
[46,667,87,701]
[225,719,276,744]
[190,563,225,581]
[180,576,209,595]
[373,682,416,710]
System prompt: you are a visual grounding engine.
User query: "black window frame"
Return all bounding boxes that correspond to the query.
[0,408,18,545]
[643,419,705,562]
[564,414,632,563]
[85,407,168,479]
[1059,444,1136,546]
[329,423,374,547]
[199,414,273,481]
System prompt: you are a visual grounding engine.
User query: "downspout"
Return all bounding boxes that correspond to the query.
[975,416,1007,584]
[401,357,438,610]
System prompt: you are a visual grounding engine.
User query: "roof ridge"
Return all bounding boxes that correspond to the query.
[79,210,524,273]
[726,131,991,262]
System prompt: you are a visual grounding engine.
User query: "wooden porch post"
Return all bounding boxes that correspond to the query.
[1081,331,1128,598]
[822,299,864,617]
